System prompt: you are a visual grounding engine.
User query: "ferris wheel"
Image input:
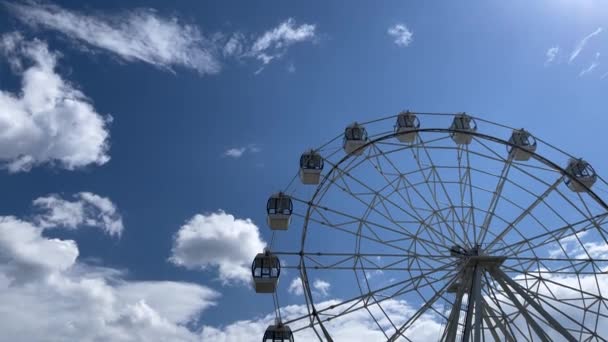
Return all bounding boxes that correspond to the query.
[251,111,608,341]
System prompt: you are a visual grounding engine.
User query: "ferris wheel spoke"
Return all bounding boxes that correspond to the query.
[284,262,456,331]
[460,144,479,246]
[491,212,608,259]
[485,176,564,251]
[368,142,467,247]
[499,268,608,310]
[387,271,460,341]
[295,210,413,253]
[294,196,451,254]
[366,144,464,250]
[478,153,514,246]
[415,137,468,241]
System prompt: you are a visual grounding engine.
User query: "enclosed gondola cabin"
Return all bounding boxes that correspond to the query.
[252,250,281,293]
[449,113,477,145]
[508,129,537,161]
[343,122,368,155]
[565,158,597,192]
[394,111,420,143]
[299,150,324,185]
[267,193,293,230]
[263,324,294,342]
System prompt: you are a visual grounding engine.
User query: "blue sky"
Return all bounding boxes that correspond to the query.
[2,1,608,341]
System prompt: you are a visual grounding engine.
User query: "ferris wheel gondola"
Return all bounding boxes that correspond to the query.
[343,122,368,155]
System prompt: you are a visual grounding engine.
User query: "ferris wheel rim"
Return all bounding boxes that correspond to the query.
[271,114,608,341]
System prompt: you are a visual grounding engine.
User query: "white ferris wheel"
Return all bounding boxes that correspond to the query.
[251,111,608,342]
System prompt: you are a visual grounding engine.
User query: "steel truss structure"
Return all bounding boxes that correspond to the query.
[264,112,608,341]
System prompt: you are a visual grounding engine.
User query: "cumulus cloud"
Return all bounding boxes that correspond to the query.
[388,24,413,47]
[33,192,124,236]
[201,298,443,341]
[0,33,111,172]
[0,206,219,341]
[569,27,603,63]
[287,277,331,297]
[312,278,330,297]
[0,216,78,282]
[223,144,261,159]
[545,46,559,65]
[288,277,304,296]
[169,210,266,285]
[6,1,221,74]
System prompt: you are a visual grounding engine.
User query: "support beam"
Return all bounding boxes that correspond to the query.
[442,268,471,342]
[462,265,482,342]
[491,268,577,342]
[491,272,551,342]
[481,298,516,342]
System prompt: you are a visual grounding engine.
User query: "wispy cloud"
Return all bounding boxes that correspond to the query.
[579,52,600,77]
[569,27,603,63]
[6,1,221,74]
[7,2,318,75]
[34,192,124,236]
[248,18,316,65]
[223,144,261,158]
[387,24,413,47]
[287,62,296,73]
[545,46,559,65]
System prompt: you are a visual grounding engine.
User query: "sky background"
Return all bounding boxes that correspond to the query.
[2,1,608,341]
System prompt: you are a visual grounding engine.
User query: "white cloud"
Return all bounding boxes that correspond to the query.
[287,277,331,297]
[0,211,219,342]
[222,33,245,58]
[312,279,330,297]
[569,27,603,63]
[388,24,413,47]
[201,298,443,341]
[579,52,600,76]
[224,147,246,158]
[223,144,261,159]
[7,2,318,75]
[287,62,296,73]
[169,210,266,285]
[33,192,124,236]
[248,18,316,65]
[0,33,111,172]
[0,216,78,282]
[7,2,221,74]
[545,46,559,65]
[288,277,304,295]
